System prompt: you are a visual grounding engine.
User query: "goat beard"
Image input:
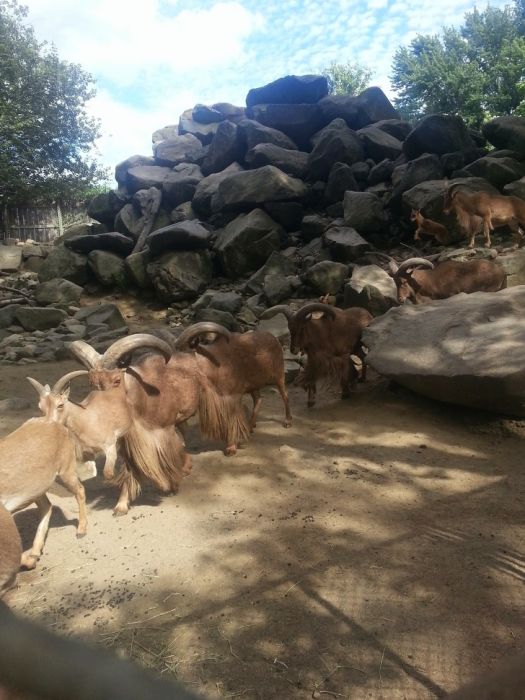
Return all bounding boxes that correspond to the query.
[295,352,358,391]
[116,420,188,501]
[198,382,251,447]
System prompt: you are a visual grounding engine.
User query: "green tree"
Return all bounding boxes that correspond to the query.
[0,0,108,207]
[390,1,525,126]
[322,61,373,96]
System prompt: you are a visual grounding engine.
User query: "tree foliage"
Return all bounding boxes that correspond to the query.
[391,0,525,126]
[0,0,108,206]
[322,61,373,96]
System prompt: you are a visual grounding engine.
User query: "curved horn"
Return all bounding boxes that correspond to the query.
[396,257,434,275]
[26,377,50,397]
[68,340,102,369]
[174,323,231,350]
[294,303,337,322]
[260,305,293,321]
[367,251,399,274]
[100,334,173,369]
[52,370,89,395]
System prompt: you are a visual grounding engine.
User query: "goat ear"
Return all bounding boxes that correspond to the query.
[44,384,51,394]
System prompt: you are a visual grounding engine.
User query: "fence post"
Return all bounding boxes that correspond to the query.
[2,207,9,240]
[56,203,64,237]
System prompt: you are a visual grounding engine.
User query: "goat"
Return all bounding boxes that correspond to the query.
[0,504,22,597]
[0,400,87,569]
[410,209,450,245]
[443,184,525,248]
[174,322,292,454]
[389,256,507,304]
[28,369,132,481]
[261,303,372,408]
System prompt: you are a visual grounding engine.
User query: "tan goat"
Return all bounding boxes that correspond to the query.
[0,503,22,596]
[443,184,525,248]
[28,369,132,480]
[262,303,372,408]
[410,209,450,245]
[0,400,87,569]
[174,322,292,454]
[390,256,507,304]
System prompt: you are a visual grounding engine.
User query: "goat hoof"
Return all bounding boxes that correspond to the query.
[283,420,292,428]
[113,505,129,517]
[76,531,87,539]
[224,446,237,456]
[21,552,39,570]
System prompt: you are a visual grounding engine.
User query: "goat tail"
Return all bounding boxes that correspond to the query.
[198,382,251,447]
[296,352,356,390]
[117,419,187,500]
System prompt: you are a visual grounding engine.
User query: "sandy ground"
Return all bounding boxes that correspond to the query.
[1,358,524,699]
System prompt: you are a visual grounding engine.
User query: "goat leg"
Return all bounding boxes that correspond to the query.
[276,381,292,428]
[249,390,262,431]
[59,470,87,538]
[102,444,118,481]
[307,384,317,408]
[21,495,53,569]
[113,480,130,517]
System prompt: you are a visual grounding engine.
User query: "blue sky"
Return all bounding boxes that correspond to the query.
[23,0,510,177]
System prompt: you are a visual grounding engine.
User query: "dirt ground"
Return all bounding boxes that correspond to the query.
[1,354,525,699]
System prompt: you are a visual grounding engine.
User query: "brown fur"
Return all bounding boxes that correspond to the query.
[410,209,450,244]
[0,504,22,597]
[443,186,525,248]
[198,384,251,448]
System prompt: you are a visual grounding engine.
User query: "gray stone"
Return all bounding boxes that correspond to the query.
[374,119,412,141]
[503,177,525,201]
[307,121,364,180]
[86,190,128,228]
[215,209,283,277]
[363,286,525,417]
[257,313,290,345]
[304,260,349,294]
[153,134,204,166]
[38,247,89,285]
[402,177,498,223]
[0,305,22,329]
[0,247,22,271]
[404,114,475,159]
[483,116,525,155]
[343,191,386,233]
[147,221,211,258]
[324,226,370,262]
[464,156,525,189]
[125,251,153,289]
[263,274,295,305]
[357,125,403,161]
[0,397,30,412]
[285,359,301,383]
[201,121,241,175]
[152,125,179,144]
[236,118,298,152]
[391,154,443,200]
[34,278,82,306]
[147,250,213,302]
[368,159,394,186]
[15,307,67,331]
[74,303,127,330]
[325,162,359,204]
[162,163,203,206]
[88,251,127,288]
[246,74,328,107]
[65,232,134,257]
[194,307,239,331]
[498,250,525,287]
[192,104,226,124]
[343,264,398,316]
[61,221,107,241]
[115,155,156,187]
[301,214,331,241]
[245,143,308,178]
[193,290,243,314]
[212,165,306,213]
[264,202,303,231]
[318,87,398,130]
[244,251,297,295]
[247,103,323,148]
[127,165,173,194]
[178,110,220,145]
[192,162,244,217]
[115,203,143,238]
[170,202,198,222]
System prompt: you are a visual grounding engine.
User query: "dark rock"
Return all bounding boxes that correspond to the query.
[15,307,67,331]
[310,118,347,149]
[245,143,308,178]
[115,203,142,238]
[147,220,211,257]
[125,251,152,289]
[178,110,219,145]
[358,125,403,161]
[212,165,306,212]
[307,122,364,180]
[264,202,303,231]
[88,251,127,288]
[304,260,348,294]
[246,74,328,107]
[153,134,205,166]
[498,250,525,286]
[127,165,173,194]
[162,163,203,206]
[34,278,83,306]
[0,305,22,329]
[65,232,134,257]
[74,303,127,329]
[60,221,108,242]
[350,161,371,183]
[323,226,369,262]
[194,307,239,331]
[193,104,226,124]
[343,191,386,233]
[87,190,128,227]
[247,103,324,148]
[193,290,243,314]
[343,264,397,316]
[441,152,465,176]
[193,162,244,217]
[214,208,283,277]
[464,156,525,189]
[318,87,398,130]
[115,155,155,187]
[402,177,498,222]
[263,274,296,305]
[38,247,89,285]
[201,121,241,176]
[244,251,297,295]
[391,154,443,201]
[404,114,475,159]
[503,177,525,201]
[237,118,298,152]
[482,116,525,154]
[0,247,22,271]
[147,250,213,302]
[373,119,412,141]
[325,162,359,204]
[301,214,331,241]
[368,159,394,186]
[170,202,197,222]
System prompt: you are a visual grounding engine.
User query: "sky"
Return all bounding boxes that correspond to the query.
[22,0,510,181]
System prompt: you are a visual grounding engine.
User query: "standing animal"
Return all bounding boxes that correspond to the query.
[261,303,372,408]
[28,369,132,481]
[410,209,450,245]
[443,185,525,248]
[0,503,22,596]
[174,322,291,453]
[0,397,87,569]
[389,257,507,304]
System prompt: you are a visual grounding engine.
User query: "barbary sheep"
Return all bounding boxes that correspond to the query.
[262,303,372,408]
[410,209,450,245]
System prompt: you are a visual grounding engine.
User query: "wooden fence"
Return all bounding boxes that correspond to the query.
[1,204,90,243]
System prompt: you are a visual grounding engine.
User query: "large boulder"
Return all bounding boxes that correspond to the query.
[391,154,443,201]
[343,264,397,316]
[34,278,83,306]
[245,143,308,178]
[212,165,306,212]
[236,118,297,152]
[15,307,67,332]
[503,176,525,200]
[201,121,241,175]
[153,134,204,166]
[497,250,525,287]
[162,163,203,206]
[403,114,475,159]
[152,125,178,143]
[87,251,127,288]
[246,74,328,107]
[178,110,220,145]
[324,162,359,203]
[38,247,89,285]
[463,156,525,189]
[0,247,22,271]
[357,125,403,161]
[304,260,348,294]
[74,303,127,329]
[192,162,243,217]
[147,250,213,302]
[244,251,296,294]
[115,155,155,187]
[363,286,525,417]
[125,251,152,289]
[214,208,283,277]
[247,103,324,148]
[373,119,412,141]
[307,121,364,180]
[87,190,128,227]
[323,226,369,262]
[65,232,134,257]
[146,220,211,257]
[343,191,386,233]
[126,165,173,194]
[482,116,525,155]
[402,177,498,222]
[318,87,398,130]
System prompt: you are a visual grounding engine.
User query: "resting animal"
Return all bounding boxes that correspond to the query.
[410,209,450,245]
[262,303,372,408]
[443,184,525,248]
[175,322,291,453]
[389,256,507,304]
